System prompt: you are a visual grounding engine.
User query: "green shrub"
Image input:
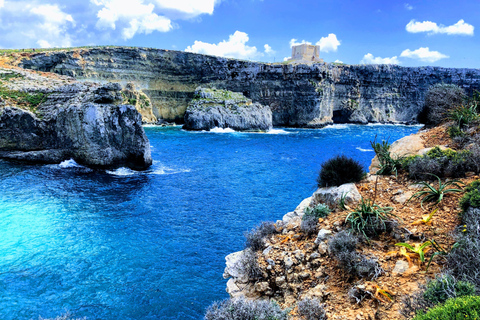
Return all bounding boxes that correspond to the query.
[420,83,466,126]
[460,180,480,213]
[423,274,476,306]
[448,125,465,139]
[406,147,475,180]
[317,155,365,187]
[205,297,289,320]
[304,204,331,219]
[449,104,479,128]
[346,198,395,239]
[413,295,480,320]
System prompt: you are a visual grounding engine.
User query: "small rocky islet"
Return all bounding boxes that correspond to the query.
[2,47,480,319]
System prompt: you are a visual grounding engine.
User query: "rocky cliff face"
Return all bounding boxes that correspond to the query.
[18,47,480,127]
[183,87,272,131]
[0,68,152,170]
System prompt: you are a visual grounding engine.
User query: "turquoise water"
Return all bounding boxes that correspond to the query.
[0,125,419,320]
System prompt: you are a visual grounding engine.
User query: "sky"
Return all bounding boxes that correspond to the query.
[0,0,479,68]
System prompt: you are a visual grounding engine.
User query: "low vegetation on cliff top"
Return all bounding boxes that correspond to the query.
[211,84,480,320]
[0,70,48,113]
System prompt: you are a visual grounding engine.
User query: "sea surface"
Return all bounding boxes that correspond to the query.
[0,124,420,320]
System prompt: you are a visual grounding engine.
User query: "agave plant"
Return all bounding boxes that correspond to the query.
[408,174,464,208]
[345,198,395,239]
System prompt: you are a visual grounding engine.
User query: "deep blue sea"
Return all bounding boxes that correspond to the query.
[0,124,420,320]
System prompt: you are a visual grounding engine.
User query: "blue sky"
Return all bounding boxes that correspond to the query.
[0,0,479,68]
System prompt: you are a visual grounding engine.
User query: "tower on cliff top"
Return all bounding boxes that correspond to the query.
[291,44,323,63]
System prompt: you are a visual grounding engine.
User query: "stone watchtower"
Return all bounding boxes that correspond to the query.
[291,44,323,63]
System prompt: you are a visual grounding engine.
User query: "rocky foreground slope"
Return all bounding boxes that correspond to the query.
[16,47,480,127]
[0,67,152,170]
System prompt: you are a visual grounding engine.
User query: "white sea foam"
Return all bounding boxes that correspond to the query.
[323,124,349,129]
[356,147,374,152]
[366,123,422,127]
[106,167,136,176]
[266,129,290,134]
[59,159,82,168]
[151,167,191,175]
[209,127,236,133]
[106,164,191,176]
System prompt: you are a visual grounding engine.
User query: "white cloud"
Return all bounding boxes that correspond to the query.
[404,3,413,10]
[0,0,4,8]
[289,39,311,47]
[361,53,399,64]
[185,31,263,60]
[93,0,172,40]
[91,0,221,39]
[264,44,275,54]
[406,19,474,36]
[153,0,218,17]
[400,47,449,62]
[334,59,343,63]
[316,33,340,52]
[290,34,341,53]
[0,3,75,48]
[283,57,290,61]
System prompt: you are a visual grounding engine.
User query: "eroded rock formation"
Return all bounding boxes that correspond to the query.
[183,87,272,131]
[0,68,152,170]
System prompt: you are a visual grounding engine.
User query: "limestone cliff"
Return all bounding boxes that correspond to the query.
[183,87,272,131]
[0,68,152,170]
[18,47,480,127]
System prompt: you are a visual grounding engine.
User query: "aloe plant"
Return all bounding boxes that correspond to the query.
[408,174,463,208]
[395,241,432,263]
[412,208,438,225]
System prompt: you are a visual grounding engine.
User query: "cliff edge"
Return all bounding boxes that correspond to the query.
[16,47,480,127]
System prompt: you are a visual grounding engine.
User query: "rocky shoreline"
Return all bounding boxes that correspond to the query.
[0,67,152,170]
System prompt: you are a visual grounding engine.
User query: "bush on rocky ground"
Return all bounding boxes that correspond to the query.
[317,155,365,188]
[412,295,480,320]
[419,83,466,126]
[405,146,478,180]
[245,221,278,252]
[204,297,289,320]
[301,204,331,235]
[300,215,318,236]
[423,273,476,306]
[238,248,263,280]
[447,207,480,288]
[297,298,327,320]
[328,231,383,280]
[460,180,480,213]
